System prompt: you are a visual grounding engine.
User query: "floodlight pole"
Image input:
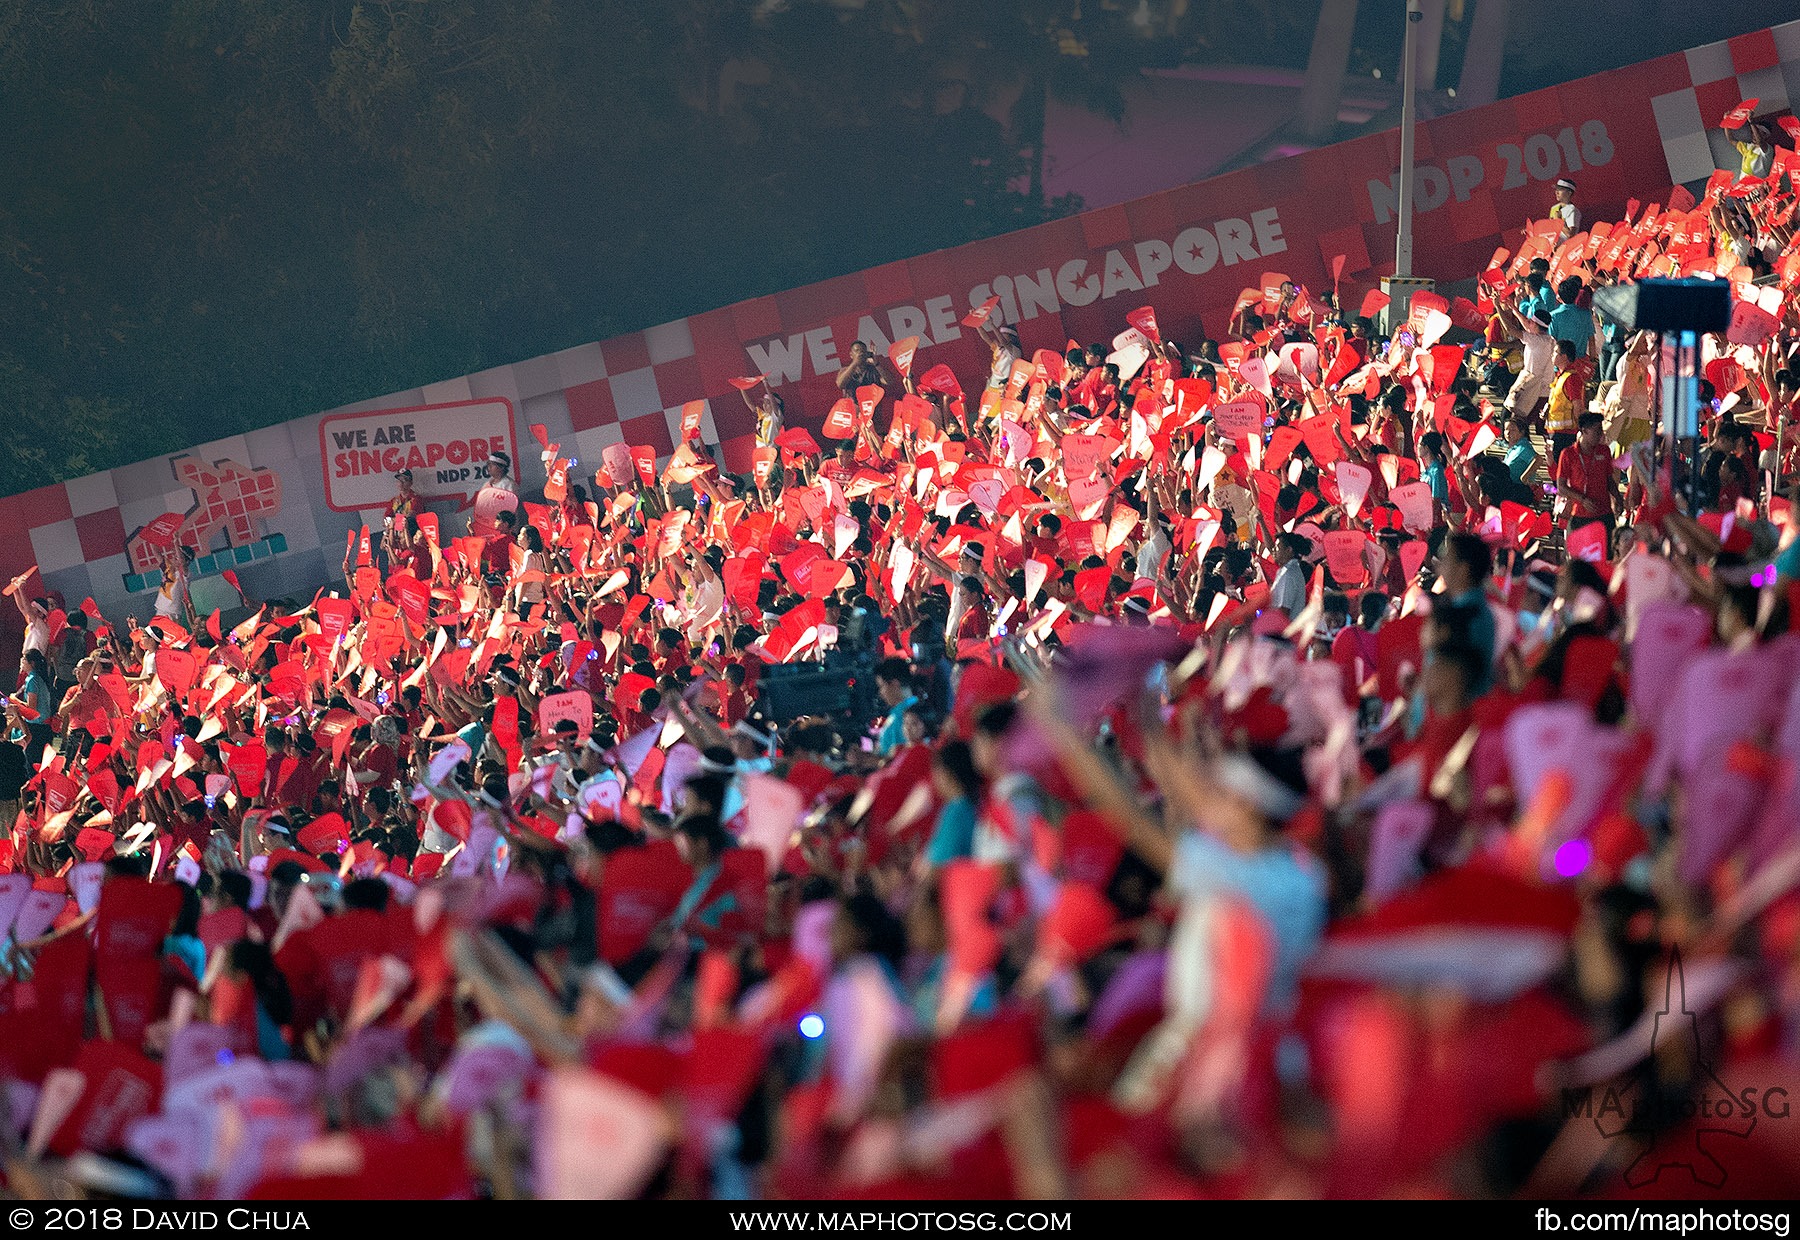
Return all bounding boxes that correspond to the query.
[1395,0,1423,278]
[1659,330,1702,515]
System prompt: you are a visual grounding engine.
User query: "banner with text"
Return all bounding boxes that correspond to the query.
[319,399,518,513]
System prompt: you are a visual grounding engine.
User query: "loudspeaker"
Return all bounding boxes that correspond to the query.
[757,666,857,723]
[1592,278,1732,334]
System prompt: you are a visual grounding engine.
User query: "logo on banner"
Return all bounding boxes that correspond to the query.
[319,398,517,513]
[126,456,284,576]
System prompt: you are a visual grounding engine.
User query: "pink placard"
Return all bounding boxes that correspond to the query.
[1390,482,1434,533]
[1323,530,1369,585]
[1630,603,1712,735]
[1213,400,1262,440]
[538,689,594,744]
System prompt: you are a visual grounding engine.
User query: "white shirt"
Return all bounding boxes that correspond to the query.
[1135,526,1173,582]
[1270,558,1308,615]
[20,606,48,657]
[987,346,1021,391]
[1553,201,1580,239]
[516,550,547,606]
[1518,326,1555,380]
[154,567,187,620]
[486,473,516,494]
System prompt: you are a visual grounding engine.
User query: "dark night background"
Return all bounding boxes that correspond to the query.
[2,0,1793,495]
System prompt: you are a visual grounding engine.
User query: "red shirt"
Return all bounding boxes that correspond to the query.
[1555,444,1615,519]
[954,598,990,645]
[481,533,514,578]
[1073,369,1107,412]
[401,537,433,581]
[719,687,749,727]
[350,742,399,801]
[728,655,762,697]
[1331,625,1379,707]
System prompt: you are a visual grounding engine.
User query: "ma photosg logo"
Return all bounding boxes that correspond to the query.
[1560,949,1790,1189]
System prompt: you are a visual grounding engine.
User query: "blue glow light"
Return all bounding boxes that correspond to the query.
[798,1014,825,1040]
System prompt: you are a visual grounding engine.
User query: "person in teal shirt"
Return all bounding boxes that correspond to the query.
[14,649,54,761]
[1435,532,1497,693]
[162,883,207,983]
[873,657,919,758]
[1775,529,1800,583]
[1421,431,1451,505]
[922,741,983,868]
[1502,415,1538,482]
[1519,269,1555,326]
[1548,276,1595,358]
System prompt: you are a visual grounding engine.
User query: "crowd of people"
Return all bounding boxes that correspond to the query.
[2,131,1800,1201]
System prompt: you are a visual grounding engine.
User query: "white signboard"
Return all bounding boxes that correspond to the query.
[319,398,517,513]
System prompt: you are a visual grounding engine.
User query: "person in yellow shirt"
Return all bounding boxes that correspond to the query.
[1732,119,1773,180]
[1544,339,1591,463]
[1551,178,1581,240]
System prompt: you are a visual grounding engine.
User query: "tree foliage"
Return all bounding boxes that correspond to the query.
[0,1,1381,495]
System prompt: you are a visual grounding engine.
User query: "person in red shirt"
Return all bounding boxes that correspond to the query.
[727,625,764,696]
[392,514,433,581]
[1071,348,1107,412]
[717,662,750,727]
[615,683,660,736]
[1088,363,1121,420]
[653,626,689,675]
[1554,412,1615,537]
[349,717,402,806]
[1341,317,1372,374]
[481,509,518,580]
[275,878,396,1030]
[1717,452,1751,515]
[1059,349,1088,399]
[952,575,990,648]
[262,727,315,810]
[1331,591,1387,708]
[1370,385,1407,457]
[821,442,858,494]
[1026,513,1062,565]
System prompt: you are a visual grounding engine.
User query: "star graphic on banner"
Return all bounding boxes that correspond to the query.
[1220,221,1251,246]
[1184,243,1208,266]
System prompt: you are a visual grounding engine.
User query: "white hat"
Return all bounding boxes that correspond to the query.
[1554,178,1575,192]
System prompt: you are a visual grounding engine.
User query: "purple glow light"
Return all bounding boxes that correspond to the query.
[1553,838,1593,879]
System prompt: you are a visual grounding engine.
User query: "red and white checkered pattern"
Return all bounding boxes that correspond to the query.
[1650,22,1800,185]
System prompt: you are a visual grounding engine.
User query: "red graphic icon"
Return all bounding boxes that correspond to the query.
[127,456,283,572]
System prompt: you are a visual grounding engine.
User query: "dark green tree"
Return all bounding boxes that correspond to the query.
[0,0,1095,495]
